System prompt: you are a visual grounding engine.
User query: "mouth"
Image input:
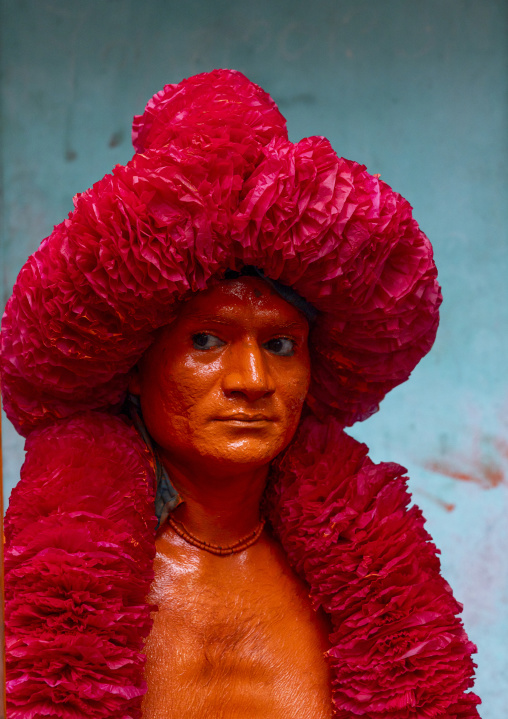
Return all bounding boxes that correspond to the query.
[216,413,275,422]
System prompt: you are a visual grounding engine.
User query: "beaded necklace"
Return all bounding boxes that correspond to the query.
[168,515,265,555]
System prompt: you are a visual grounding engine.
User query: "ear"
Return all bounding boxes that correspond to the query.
[128,365,142,396]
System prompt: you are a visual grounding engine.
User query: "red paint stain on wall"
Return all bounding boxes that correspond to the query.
[414,487,455,512]
[425,459,504,489]
[424,432,507,489]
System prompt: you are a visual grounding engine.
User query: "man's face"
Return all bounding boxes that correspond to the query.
[131,277,311,478]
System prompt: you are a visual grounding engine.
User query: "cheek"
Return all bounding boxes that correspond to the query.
[278,366,311,429]
[140,359,221,444]
[141,380,197,459]
[175,357,221,406]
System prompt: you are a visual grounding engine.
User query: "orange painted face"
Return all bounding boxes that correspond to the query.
[131,277,311,478]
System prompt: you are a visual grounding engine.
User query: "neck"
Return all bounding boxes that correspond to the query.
[158,451,269,546]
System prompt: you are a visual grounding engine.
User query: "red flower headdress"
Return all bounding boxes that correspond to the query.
[1,69,480,718]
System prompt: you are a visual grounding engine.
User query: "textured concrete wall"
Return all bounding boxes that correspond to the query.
[1,1,507,715]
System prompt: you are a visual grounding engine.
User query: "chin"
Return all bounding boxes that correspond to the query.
[211,447,280,467]
[157,422,299,475]
[192,437,289,472]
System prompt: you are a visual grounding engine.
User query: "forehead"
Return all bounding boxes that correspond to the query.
[176,277,309,329]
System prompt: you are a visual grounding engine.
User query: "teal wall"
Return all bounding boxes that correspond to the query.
[1,1,507,715]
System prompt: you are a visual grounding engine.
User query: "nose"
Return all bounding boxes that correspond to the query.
[222,340,275,402]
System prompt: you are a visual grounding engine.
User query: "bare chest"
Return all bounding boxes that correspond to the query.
[142,530,333,719]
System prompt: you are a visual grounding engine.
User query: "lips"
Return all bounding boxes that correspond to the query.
[217,413,274,421]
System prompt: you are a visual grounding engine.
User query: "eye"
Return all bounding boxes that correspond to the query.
[192,333,225,350]
[263,337,295,357]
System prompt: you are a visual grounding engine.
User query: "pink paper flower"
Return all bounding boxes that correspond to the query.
[1,72,440,435]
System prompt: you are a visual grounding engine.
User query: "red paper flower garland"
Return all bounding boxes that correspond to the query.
[4,413,480,717]
[4,415,157,719]
[267,416,481,717]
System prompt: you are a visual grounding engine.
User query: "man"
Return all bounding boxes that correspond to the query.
[2,70,480,718]
[136,275,332,717]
